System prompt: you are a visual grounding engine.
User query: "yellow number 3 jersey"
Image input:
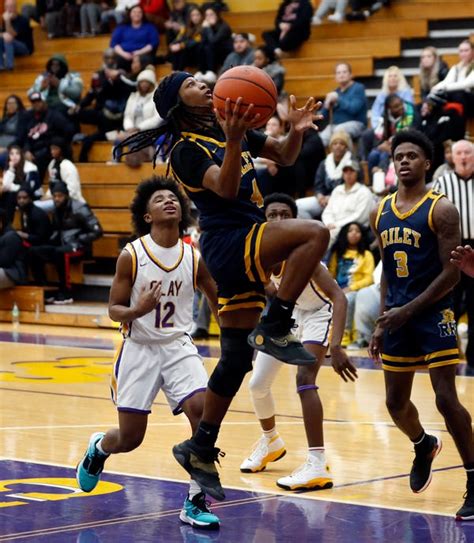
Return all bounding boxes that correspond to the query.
[375,190,449,308]
[122,235,200,342]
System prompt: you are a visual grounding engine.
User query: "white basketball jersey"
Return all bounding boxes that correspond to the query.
[272,262,332,312]
[122,235,200,342]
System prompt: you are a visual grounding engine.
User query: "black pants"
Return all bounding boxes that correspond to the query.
[453,262,474,368]
[262,29,308,53]
[77,109,123,162]
[29,244,76,292]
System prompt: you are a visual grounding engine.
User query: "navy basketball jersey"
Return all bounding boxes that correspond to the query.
[169,130,266,231]
[375,190,449,308]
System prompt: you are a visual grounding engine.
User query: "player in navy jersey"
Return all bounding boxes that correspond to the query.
[369,129,474,521]
[114,71,330,501]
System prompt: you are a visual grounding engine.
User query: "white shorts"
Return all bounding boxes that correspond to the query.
[294,306,332,346]
[110,335,208,415]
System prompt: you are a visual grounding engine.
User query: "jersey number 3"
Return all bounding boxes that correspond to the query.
[394,251,409,278]
[155,302,175,328]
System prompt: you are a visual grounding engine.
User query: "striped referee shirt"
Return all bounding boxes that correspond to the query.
[434,171,474,241]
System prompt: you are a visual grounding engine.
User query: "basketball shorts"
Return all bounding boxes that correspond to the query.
[110,335,208,414]
[381,305,459,372]
[200,222,268,315]
[294,306,332,347]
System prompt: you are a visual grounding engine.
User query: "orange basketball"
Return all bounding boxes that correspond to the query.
[213,65,278,128]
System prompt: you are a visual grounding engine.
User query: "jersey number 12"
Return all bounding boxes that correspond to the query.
[155,302,175,328]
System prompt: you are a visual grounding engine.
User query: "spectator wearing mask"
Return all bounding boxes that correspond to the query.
[21,93,75,181]
[262,0,313,58]
[370,66,414,130]
[15,186,52,247]
[168,5,203,72]
[0,0,33,70]
[434,140,474,374]
[322,160,374,247]
[29,181,103,304]
[1,144,40,221]
[0,208,27,289]
[418,46,449,101]
[28,54,83,115]
[319,62,367,147]
[297,130,353,220]
[253,45,285,96]
[110,5,159,69]
[219,32,255,75]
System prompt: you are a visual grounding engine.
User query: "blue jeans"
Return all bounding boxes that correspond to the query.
[0,38,30,69]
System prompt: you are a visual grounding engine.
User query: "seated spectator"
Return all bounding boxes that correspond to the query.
[328,220,375,345]
[0,0,33,70]
[0,208,27,289]
[322,159,373,246]
[347,260,382,350]
[28,54,83,115]
[370,66,414,130]
[431,39,474,119]
[140,0,168,30]
[219,32,255,75]
[114,65,161,163]
[262,0,312,58]
[168,5,203,72]
[297,130,353,219]
[79,0,102,36]
[0,95,25,167]
[196,4,232,85]
[164,0,190,45]
[312,0,348,24]
[419,46,449,101]
[415,93,465,176]
[29,181,102,304]
[253,45,285,96]
[346,0,389,21]
[366,95,417,178]
[432,140,454,182]
[100,0,139,32]
[36,138,85,212]
[1,144,40,221]
[15,186,52,246]
[110,5,159,69]
[42,0,64,38]
[319,62,367,147]
[21,92,75,181]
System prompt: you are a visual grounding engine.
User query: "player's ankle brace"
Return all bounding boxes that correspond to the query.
[208,328,254,397]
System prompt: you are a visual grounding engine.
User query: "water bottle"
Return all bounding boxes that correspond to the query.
[11,302,20,327]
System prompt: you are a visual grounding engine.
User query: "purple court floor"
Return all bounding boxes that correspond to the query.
[1,460,473,543]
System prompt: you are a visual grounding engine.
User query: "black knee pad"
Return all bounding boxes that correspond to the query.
[208,328,254,398]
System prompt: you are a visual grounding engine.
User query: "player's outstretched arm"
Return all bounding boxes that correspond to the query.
[196,257,219,323]
[451,244,474,278]
[108,250,162,322]
[313,264,358,382]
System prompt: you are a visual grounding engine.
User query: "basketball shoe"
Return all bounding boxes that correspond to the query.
[240,434,286,473]
[456,478,474,521]
[76,432,109,492]
[276,456,333,491]
[180,492,220,530]
[173,439,226,501]
[410,434,442,493]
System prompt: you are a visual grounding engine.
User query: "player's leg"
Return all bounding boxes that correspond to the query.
[277,343,332,491]
[248,219,329,364]
[240,351,286,473]
[429,364,474,520]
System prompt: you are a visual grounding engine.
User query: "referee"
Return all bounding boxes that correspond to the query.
[434,140,474,375]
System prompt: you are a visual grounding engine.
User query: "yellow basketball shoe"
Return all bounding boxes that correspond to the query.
[240,434,286,473]
[276,456,333,491]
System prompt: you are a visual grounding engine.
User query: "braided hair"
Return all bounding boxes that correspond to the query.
[113,73,218,167]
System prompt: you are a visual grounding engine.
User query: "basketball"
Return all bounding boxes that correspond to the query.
[213,65,278,128]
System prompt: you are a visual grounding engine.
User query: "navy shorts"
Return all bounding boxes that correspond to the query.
[200,223,268,315]
[381,304,459,372]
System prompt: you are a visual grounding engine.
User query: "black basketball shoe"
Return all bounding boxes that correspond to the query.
[410,435,442,493]
[456,478,474,521]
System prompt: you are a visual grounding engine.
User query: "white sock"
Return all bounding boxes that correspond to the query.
[188,479,202,500]
[263,427,277,440]
[308,447,325,463]
[96,438,109,456]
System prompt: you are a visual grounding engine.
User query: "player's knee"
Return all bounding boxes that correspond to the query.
[385,395,406,417]
[296,366,317,388]
[208,328,254,398]
[119,430,145,452]
[435,390,455,417]
[248,372,270,399]
[306,221,329,249]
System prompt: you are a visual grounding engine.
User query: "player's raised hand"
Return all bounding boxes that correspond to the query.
[134,281,162,318]
[368,325,384,365]
[450,245,474,278]
[215,97,261,142]
[330,345,358,382]
[287,95,322,133]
